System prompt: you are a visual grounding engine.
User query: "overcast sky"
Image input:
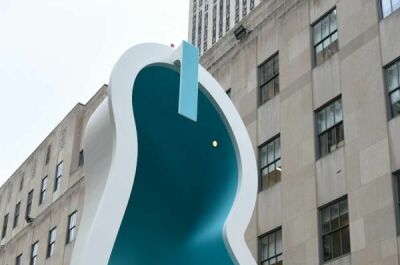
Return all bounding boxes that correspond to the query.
[0,0,189,185]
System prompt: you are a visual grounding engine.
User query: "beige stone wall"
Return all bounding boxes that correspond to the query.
[201,0,400,264]
[0,86,107,264]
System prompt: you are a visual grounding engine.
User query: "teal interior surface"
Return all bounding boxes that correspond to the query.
[108,65,238,265]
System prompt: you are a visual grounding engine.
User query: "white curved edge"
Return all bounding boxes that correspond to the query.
[71,42,258,265]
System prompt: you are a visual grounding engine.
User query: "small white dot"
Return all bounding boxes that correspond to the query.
[212,140,218,147]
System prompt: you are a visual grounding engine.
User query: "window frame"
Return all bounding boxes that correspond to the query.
[54,161,63,192]
[66,211,78,244]
[319,196,350,263]
[258,52,280,106]
[16,254,22,265]
[2,213,9,239]
[384,58,400,119]
[258,227,283,265]
[315,96,344,159]
[258,134,282,191]
[47,227,57,258]
[380,0,400,18]
[13,202,21,228]
[26,189,34,219]
[40,176,48,205]
[312,7,339,67]
[30,241,39,265]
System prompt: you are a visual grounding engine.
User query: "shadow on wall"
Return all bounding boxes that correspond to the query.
[107,65,239,265]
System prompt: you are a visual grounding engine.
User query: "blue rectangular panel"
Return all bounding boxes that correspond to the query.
[178,41,199,122]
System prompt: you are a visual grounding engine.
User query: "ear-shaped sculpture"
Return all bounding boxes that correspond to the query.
[70,42,258,265]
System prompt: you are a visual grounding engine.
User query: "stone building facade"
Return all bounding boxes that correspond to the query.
[0,87,107,265]
[200,0,400,264]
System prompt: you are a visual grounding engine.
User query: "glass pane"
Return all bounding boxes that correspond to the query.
[319,133,328,158]
[323,37,332,59]
[268,232,276,258]
[327,104,335,128]
[273,55,279,75]
[341,226,351,254]
[329,10,337,33]
[334,99,343,123]
[260,65,267,84]
[317,109,326,133]
[261,145,268,168]
[322,235,332,261]
[313,22,321,44]
[321,207,330,234]
[275,229,282,254]
[315,43,324,65]
[321,16,330,39]
[262,170,269,190]
[261,237,269,260]
[268,164,276,187]
[274,77,280,95]
[386,63,399,92]
[267,60,274,80]
[330,203,340,230]
[332,231,341,258]
[275,138,281,159]
[393,0,400,11]
[267,142,275,163]
[382,0,393,17]
[391,90,400,117]
[330,32,339,55]
[267,81,275,100]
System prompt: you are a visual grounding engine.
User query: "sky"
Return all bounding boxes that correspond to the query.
[0,0,189,185]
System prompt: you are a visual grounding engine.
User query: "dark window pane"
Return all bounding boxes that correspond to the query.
[321,207,330,234]
[268,232,276,258]
[340,200,349,226]
[331,32,339,54]
[313,22,321,44]
[322,235,332,261]
[341,226,351,255]
[261,236,269,260]
[317,109,326,133]
[315,43,324,66]
[387,63,399,92]
[391,90,400,117]
[321,16,329,39]
[319,132,329,158]
[268,164,276,187]
[329,10,337,33]
[330,203,340,230]
[332,231,341,258]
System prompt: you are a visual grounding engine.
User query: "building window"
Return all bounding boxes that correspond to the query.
[235,0,240,23]
[199,0,203,6]
[192,15,197,45]
[313,9,338,66]
[219,0,224,38]
[316,97,344,158]
[2,213,8,239]
[242,0,247,16]
[79,150,84,167]
[198,10,203,50]
[226,0,230,31]
[385,59,400,118]
[54,161,63,191]
[26,189,34,219]
[19,177,24,191]
[67,211,78,244]
[13,202,21,228]
[250,0,255,9]
[259,228,283,265]
[320,197,350,262]
[381,0,400,17]
[30,241,39,265]
[212,3,217,44]
[204,11,209,52]
[40,176,48,205]
[45,145,51,165]
[193,0,197,12]
[259,53,279,105]
[16,254,22,265]
[259,135,281,190]
[47,227,57,258]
